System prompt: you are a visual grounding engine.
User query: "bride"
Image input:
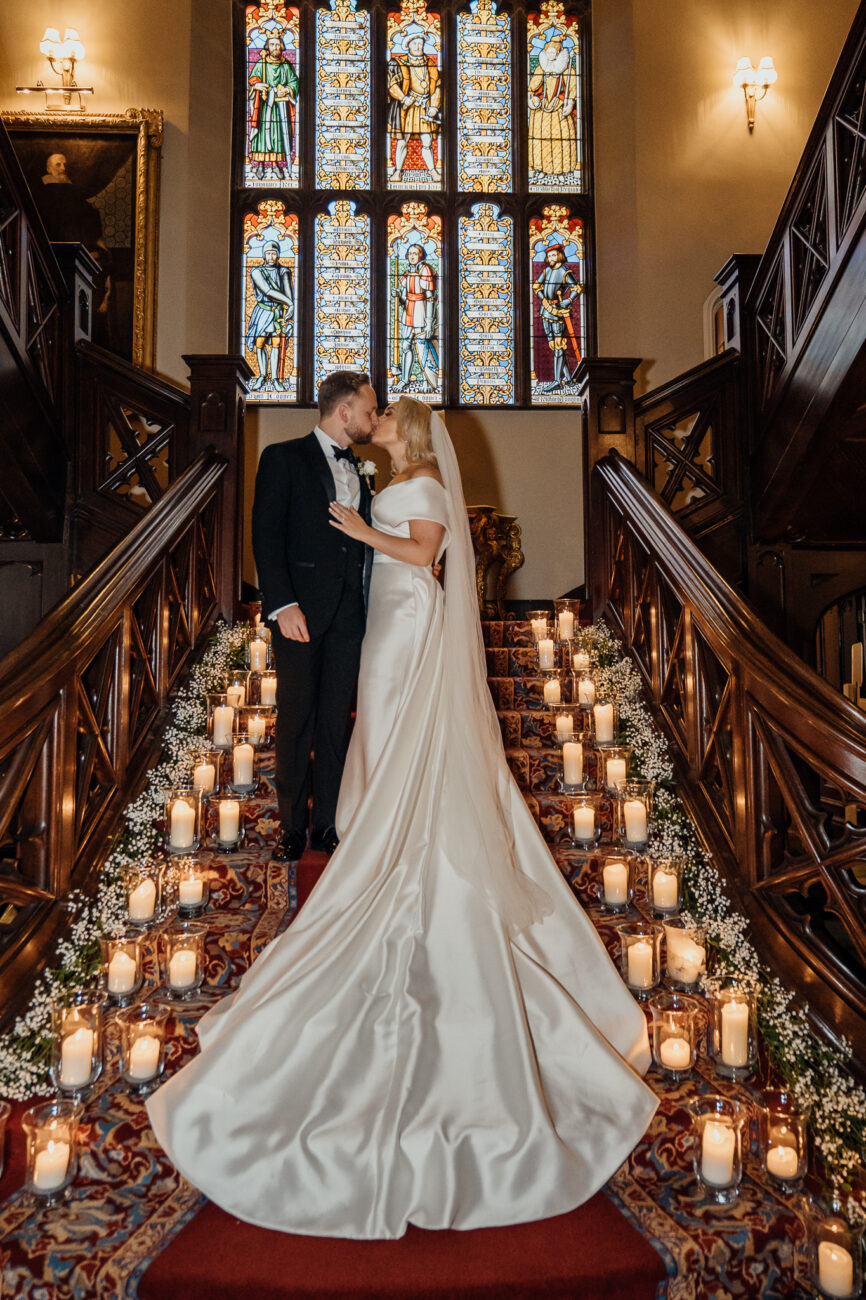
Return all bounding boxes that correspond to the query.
[146,397,657,1239]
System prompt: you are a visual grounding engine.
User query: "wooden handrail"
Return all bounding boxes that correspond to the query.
[590,450,866,1054]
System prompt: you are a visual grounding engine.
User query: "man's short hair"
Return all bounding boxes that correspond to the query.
[318,370,371,419]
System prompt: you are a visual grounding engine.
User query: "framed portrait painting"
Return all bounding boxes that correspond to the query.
[2,108,163,368]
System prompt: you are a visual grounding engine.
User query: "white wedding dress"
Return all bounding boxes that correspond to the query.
[147,421,657,1240]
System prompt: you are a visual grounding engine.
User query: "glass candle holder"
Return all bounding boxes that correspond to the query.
[258,670,278,709]
[175,860,210,918]
[592,697,618,747]
[757,1090,809,1193]
[246,630,271,672]
[647,855,683,917]
[22,1100,80,1206]
[539,672,563,707]
[649,991,699,1080]
[537,638,557,673]
[223,671,250,711]
[206,692,235,749]
[617,921,663,999]
[809,1199,864,1299]
[571,793,601,848]
[596,851,636,913]
[571,646,591,675]
[237,706,271,750]
[124,862,164,927]
[550,704,581,743]
[209,796,245,851]
[574,674,596,708]
[191,748,222,799]
[230,734,257,794]
[553,598,580,642]
[664,918,707,990]
[619,779,654,848]
[707,985,758,1080]
[527,610,551,642]
[98,932,144,1006]
[599,745,633,794]
[560,732,590,794]
[162,922,207,1001]
[687,1094,749,1205]
[50,991,103,1097]
[117,1003,170,1095]
[164,788,202,855]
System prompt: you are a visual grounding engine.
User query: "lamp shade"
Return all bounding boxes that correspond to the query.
[39,27,62,57]
[757,55,777,86]
[61,28,85,60]
[732,56,754,88]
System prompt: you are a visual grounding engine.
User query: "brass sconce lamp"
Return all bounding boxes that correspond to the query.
[16,27,93,111]
[733,56,777,131]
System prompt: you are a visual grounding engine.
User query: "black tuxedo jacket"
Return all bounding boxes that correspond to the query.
[251,432,373,637]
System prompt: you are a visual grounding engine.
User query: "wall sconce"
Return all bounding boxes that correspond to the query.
[733,56,777,132]
[16,27,93,112]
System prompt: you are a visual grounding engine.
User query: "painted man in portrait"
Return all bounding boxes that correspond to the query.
[528,36,578,179]
[387,34,441,182]
[249,32,299,181]
[246,241,295,392]
[532,243,581,390]
[394,243,439,391]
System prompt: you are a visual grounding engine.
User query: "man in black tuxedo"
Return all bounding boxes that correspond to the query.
[252,371,379,862]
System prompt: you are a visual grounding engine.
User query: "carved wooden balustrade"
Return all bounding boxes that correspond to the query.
[0,452,229,1025]
[590,451,866,1058]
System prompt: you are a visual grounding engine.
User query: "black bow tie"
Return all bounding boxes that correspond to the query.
[332,446,356,465]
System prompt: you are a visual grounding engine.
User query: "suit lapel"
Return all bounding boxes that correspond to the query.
[302,431,336,505]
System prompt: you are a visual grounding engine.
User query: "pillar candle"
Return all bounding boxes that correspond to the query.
[107,950,137,995]
[603,860,628,905]
[572,651,590,673]
[765,1144,799,1180]
[555,712,574,738]
[249,639,268,671]
[168,949,197,991]
[178,874,203,907]
[538,639,555,670]
[659,1036,691,1070]
[577,677,596,706]
[573,805,595,842]
[193,761,216,794]
[260,676,277,707]
[627,939,654,988]
[128,877,156,922]
[219,800,240,843]
[818,1242,854,1298]
[543,678,561,705]
[247,714,267,745]
[701,1120,735,1186]
[558,610,575,640]
[212,705,234,747]
[225,684,245,709]
[593,702,615,743]
[530,617,547,641]
[128,1034,161,1081]
[33,1139,70,1191]
[652,868,679,910]
[60,1027,94,1087]
[606,757,627,790]
[233,743,255,788]
[169,799,196,849]
[562,741,583,785]
[721,999,750,1068]
[623,799,648,843]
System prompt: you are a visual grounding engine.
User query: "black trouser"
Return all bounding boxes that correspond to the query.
[271,581,365,841]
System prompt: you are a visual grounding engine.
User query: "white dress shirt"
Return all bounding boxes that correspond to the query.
[269,426,361,619]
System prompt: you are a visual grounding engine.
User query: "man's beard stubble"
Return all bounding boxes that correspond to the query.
[345,425,374,445]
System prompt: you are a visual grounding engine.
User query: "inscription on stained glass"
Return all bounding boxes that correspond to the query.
[458,203,514,404]
[457,0,512,192]
[314,201,372,389]
[315,0,371,189]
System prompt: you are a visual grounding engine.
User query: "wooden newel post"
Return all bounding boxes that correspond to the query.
[183,354,253,623]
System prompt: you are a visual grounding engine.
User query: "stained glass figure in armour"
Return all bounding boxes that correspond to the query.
[529,205,584,404]
[242,201,299,402]
[387,204,443,402]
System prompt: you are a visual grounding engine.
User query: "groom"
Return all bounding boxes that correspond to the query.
[251,370,379,862]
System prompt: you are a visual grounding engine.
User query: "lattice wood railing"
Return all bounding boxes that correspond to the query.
[590,450,866,1057]
[0,452,227,1025]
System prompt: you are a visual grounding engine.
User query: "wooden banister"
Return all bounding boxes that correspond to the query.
[590,450,866,1055]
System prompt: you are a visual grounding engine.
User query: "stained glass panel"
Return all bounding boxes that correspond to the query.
[386,203,443,402]
[315,0,371,189]
[527,0,582,192]
[387,0,442,191]
[314,201,372,389]
[458,203,513,404]
[456,0,511,192]
[244,2,301,188]
[529,204,584,404]
[242,200,299,402]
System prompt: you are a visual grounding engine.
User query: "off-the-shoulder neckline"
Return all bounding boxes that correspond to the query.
[375,476,446,500]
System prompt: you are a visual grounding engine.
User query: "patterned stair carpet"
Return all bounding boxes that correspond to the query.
[0,622,816,1298]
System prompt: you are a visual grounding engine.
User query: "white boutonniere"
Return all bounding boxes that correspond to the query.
[358,460,377,491]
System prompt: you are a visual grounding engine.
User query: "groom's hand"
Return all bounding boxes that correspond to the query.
[276,605,310,642]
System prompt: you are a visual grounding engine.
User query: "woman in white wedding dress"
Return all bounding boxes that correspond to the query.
[146,398,657,1239]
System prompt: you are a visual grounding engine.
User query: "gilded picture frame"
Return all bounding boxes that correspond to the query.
[1,108,163,369]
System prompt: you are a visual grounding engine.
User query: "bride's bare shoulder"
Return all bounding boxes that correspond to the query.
[408,466,445,487]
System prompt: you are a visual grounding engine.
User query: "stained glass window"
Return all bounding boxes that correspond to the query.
[242,200,299,401]
[314,201,372,389]
[456,0,512,192]
[315,0,371,189]
[244,3,301,188]
[458,203,514,404]
[387,0,443,191]
[529,204,584,404]
[527,0,582,192]
[386,203,443,403]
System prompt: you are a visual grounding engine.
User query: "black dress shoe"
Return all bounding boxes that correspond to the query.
[273,830,305,863]
[310,826,339,856]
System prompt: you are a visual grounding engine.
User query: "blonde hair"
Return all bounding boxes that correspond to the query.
[396,396,439,470]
